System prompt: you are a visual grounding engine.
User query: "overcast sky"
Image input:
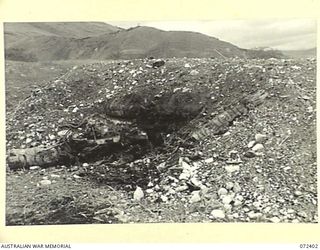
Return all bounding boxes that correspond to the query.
[108,19,316,50]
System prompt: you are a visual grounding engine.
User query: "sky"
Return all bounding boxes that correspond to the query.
[108,19,317,50]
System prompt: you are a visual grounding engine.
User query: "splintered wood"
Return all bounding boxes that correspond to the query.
[6,90,268,170]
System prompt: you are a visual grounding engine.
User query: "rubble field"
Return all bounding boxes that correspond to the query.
[5,57,317,224]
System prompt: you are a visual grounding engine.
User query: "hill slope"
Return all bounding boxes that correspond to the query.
[281,48,316,59]
[5,23,291,61]
[4,23,247,61]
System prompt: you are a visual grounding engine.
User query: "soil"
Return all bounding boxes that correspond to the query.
[5,57,317,225]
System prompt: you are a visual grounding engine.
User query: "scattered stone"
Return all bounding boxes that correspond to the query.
[133,186,144,201]
[160,195,168,202]
[145,189,153,194]
[225,182,234,190]
[190,177,202,187]
[184,63,191,68]
[40,180,51,186]
[255,133,267,143]
[82,163,89,167]
[292,219,300,223]
[269,217,281,223]
[204,158,214,163]
[233,183,241,193]
[156,162,166,171]
[72,107,79,113]
[297,211,308,218]
[152,59,165,68]
[247,140,256,148]
[224,204,232,211]
[235,194,244,201]
[252,143,264,151]
[115,213,129,223]
[218,188,228,196]
[29,166,40,170]
[234,200,242,207]
[248,211,262,219]
[190,70,199,76]
[301,95,310,100]
[50,174,60,178]
[287,209,295,214]
[175,185,189,192]
[48,134,56,140]
[243,151,256,158]
[73,174,82,179]
[190,191,201,203]
[225,165,240,173]
[232,213,239,218]
[211,209,225,219]
[57,130,68,137]
[222,195,233,205]
[294,190,302,196]
[253,201,262,209]
[26,138,32,144]
[179,172,190,180]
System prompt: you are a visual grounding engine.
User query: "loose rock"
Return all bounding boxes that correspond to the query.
[252,143,264,151]
[218,188,228,196]
[133,186,144,201]
[225,165,240,173]
[190,191,201,203]
[40,180,51,186]
[255,133,267,143]
[269,217,281,223]
[211,209,225,219]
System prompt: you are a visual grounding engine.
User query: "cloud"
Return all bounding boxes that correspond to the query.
[108,19,316,50]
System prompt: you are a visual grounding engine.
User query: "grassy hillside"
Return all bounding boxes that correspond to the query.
[4,23,248,61]
[281,48,316,59]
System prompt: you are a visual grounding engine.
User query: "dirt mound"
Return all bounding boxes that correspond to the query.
[6,57,317,224]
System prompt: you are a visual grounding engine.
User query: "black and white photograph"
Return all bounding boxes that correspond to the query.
[4,19,317,225]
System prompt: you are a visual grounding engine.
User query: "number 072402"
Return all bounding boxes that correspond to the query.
[300,244,318,248]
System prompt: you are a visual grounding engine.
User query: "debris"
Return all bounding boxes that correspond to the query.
[175,185,189,192]
[133,186,144,201]
[29,166,40,170]
[294,191,302,196]
[255,134,267,143]
[247,211,262,219]
[218,188,228,196]
[50,174,60,178]
[152,59,165,68]
[222,195,233,205]
[269,217,281,223]
[204,158,214,164]
[243,151,256,158]
[40,180,51,186]
[225,182,234,190]
[190,191,201,203]
[210,209,225,219]
[225,165,240,173]
[252,143,264,151]
[190,70,199,76]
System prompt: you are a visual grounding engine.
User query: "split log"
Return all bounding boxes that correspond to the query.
[7,132,149,170]
[191,90,268,140]
[7,90,268,170]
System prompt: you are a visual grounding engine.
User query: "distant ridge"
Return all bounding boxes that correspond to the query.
[4,22,292,61]
[281,48,316,59]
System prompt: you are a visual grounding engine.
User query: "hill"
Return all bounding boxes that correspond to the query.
[5,23,253,61]
[281,48,316,59]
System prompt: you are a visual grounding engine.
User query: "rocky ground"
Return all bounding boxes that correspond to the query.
[5,57,317,225]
